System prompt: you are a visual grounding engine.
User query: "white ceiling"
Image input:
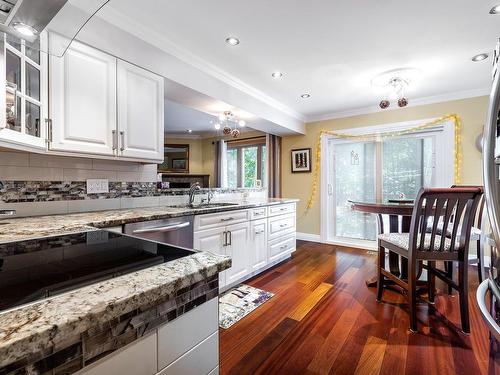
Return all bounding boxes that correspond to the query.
[104,0,498,121]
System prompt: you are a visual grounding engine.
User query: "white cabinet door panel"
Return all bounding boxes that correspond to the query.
[250,218,268,271]
[49,35,116,155]
[194,227,226,287]
[117,60,164,161]
[225,221,251,286]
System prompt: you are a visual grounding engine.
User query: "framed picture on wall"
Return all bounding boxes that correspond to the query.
[291,148,312,173]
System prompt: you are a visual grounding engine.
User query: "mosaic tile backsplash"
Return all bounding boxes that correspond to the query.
[0,181,265,203]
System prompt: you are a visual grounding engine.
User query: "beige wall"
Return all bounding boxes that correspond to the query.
[282,96,489,235]
[164,138,203,174]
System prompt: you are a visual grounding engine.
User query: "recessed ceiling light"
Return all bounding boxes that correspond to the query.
[225,36,240,46]
[214,123,221,130]
[472,53,489,62]
[301,93,311,99]
[271,71,283,79]
[187,129,192,133]
[489,5,500,14]
[238,120,246,127]
[12,22,37,37]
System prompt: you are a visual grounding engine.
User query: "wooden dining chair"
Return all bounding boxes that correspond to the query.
[451,185,486,283]
[376,187,483,333]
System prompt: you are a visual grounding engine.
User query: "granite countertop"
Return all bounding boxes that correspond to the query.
[0,198,298,244]
[0,197,297,368]
[0,249,231,368]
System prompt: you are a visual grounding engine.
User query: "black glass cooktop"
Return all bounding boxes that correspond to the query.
[0,230,194,313]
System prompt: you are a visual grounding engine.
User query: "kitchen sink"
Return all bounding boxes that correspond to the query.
[168,202,240,209]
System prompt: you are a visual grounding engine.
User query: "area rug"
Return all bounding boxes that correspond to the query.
[219,284,274,329]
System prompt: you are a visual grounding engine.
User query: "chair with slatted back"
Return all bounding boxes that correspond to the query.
[376,187,483,333]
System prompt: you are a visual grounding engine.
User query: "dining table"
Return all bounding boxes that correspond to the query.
[348,198,415,287]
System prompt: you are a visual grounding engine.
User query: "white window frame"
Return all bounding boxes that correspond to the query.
[0,32,48,150]
[320,118,455,249]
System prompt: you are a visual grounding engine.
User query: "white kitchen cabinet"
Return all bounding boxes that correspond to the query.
[193,226,227,286]
[194,203,296,290]
[117,60,164,161]
[157,298,218,370]
[224,221,251,285]
[0,33,48,151]
[49,34,116,156]
[77,333,157,375]
[250,218,268,271]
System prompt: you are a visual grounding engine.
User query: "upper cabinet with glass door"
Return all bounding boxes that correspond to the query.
[0,34,47,150]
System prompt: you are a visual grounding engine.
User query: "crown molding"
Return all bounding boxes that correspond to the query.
[164,133,202,140]
[98,7,305,122]
[305,88,490,123]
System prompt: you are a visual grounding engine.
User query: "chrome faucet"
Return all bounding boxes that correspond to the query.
[0,181,15,217]
[188,183,201,207]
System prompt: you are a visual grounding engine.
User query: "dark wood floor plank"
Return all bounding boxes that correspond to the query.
[227,317,299,375]
[219,242,499,375]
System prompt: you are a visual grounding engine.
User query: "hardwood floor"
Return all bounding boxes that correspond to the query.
[220,240,500,375]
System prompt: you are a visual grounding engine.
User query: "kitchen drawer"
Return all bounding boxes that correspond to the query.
[268,213,296,240]
[249,207,267,220]
[158,331,219,375]
[268,233,296,262]
[268,203,295,217]
[77,333,157,375]
[194,209,249,231]
[157,297,218,370]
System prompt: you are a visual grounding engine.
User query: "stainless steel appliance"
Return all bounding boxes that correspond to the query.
[478,38,500,340]
[124,216,194,249]
[0,230,194,314]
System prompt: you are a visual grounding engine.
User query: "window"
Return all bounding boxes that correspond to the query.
[226,138,267,188]
[323,120,454,246]
[4,36,43,139]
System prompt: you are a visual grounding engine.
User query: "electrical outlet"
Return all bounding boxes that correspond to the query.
[86,179,109,194]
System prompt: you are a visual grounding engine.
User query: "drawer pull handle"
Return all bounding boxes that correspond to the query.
[255,230,264,234]
[280,224,288,228]
[280,245,288,250]
[220,217,234,222]
[254,212,263,216]
[279,207,287,211]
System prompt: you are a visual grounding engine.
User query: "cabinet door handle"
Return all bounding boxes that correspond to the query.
[112,130,117,151]
[223,231,227,247]
[227,230,232,246]
[220,217,234,222]
[119,131,125,151]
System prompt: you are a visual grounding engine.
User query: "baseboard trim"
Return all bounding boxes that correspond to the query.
[296,232,322,243]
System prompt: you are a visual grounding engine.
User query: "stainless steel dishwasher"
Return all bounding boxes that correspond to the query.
[123,216,194,248]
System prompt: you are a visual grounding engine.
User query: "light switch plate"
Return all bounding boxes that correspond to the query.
[86,179,109,194]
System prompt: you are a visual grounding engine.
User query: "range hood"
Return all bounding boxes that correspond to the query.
[0,0,68,44]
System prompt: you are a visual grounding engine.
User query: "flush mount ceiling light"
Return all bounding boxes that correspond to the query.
[271,71,283,79]
[225,36,240,46]
[301,93,311,99]
[489,5,500,14]
[12,22,38,37]
[371,68,420,109]
[187,129,193,133]
[472,53,489,62]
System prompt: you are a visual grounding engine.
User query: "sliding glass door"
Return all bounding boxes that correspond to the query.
[333,141,377,241]
[329,133,436,243]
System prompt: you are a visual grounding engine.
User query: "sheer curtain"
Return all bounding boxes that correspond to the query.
[267,134,282,198]
[214,140,228,188]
